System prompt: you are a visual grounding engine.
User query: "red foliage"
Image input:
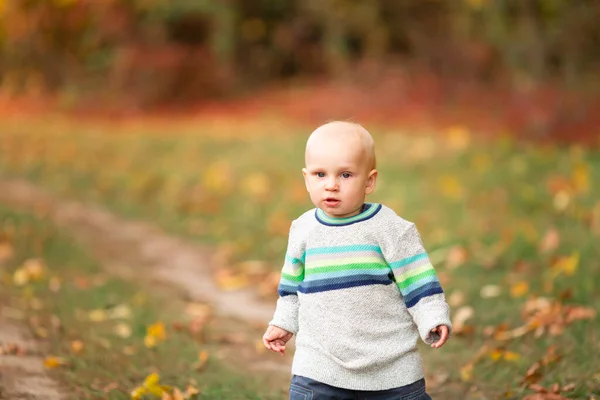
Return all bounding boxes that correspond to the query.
[1,71,598,147]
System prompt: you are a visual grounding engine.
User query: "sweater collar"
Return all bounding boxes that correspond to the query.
[315,203,382,226]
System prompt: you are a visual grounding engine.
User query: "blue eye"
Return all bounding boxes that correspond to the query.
[341,172,351,178]
[316,172,325,178]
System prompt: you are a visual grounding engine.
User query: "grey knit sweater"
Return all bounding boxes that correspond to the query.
[269,203,452,390]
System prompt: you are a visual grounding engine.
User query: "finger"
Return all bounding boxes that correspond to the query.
[439,326,449,343]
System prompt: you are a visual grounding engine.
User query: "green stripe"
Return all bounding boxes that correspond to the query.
[397,269,437,289]
[307,262,389,274]
[309,256,385,268]
[281,272,304,282]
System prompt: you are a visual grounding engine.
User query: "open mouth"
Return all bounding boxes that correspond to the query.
[323,198,340,207]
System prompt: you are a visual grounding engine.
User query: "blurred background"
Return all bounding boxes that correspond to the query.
[1,0,600,141]
[0,1,599,400]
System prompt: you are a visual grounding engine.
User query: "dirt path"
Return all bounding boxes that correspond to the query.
[0,318,64,400]
[0,179,291,398]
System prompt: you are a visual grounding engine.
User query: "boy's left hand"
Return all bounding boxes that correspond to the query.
[430,325,449,348]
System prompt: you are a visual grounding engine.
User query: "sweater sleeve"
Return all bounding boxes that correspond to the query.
[382,222,452,344]
[268,220,305,334]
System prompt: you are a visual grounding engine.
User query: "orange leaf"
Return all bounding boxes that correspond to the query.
[510,281,529,298]
[43,356,66,369]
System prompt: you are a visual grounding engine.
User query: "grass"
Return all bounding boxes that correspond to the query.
[1,114,600,398]
[0,203,283,400]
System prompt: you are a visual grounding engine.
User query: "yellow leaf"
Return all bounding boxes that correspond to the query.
[571,163,589,193]
[88,309,108,322]
[460,363,474,381]
[130,386,148,400]
[147,322,166,340]
[510,281,529,298]
[145,322,166,348]
[489,349,503,361]
[43,356,66,369]
[144,335,157,348]
[552,252,579,277]
[503,351,520,361]
[13,268,29,286]
[440,175,463,200]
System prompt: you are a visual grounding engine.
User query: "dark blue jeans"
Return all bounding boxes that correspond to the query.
[289,375,433,400]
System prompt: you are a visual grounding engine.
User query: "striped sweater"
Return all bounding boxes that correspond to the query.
[269,203,452,391]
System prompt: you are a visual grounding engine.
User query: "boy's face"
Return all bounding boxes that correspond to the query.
[302,133,377,219]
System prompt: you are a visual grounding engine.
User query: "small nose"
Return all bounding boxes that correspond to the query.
[325,176,338,190]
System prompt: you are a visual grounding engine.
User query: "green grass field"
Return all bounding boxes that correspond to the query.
[1,115,599,398]
[0,203,282,399]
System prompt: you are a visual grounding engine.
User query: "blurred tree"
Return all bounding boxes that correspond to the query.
[0,0,598,105]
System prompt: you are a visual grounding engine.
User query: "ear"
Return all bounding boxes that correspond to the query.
[365,169,378,195]
[302,168,309,192]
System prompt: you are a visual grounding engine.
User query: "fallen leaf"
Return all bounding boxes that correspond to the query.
[460,362,474,381]
[43,356,66,369]
[480,284,501,298]
[538,228,560,254]
[114,323,132,338]
[107,304,132,319]
[553,190,570,211]
[144,322,166,348]
[130,372,172,400]
[194,350,209,371]
[70,340,84,354]
[510,281,529,298]
[88,309,108,322]
[452,306,474,334]
[551,252,579,277]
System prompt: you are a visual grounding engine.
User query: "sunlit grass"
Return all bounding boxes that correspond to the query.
[0,204,283,399]
[1,115,599,398]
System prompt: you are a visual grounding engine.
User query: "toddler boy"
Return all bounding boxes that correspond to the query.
[263,121,451,399]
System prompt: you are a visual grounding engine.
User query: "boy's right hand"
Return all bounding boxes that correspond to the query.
[262,325,293,356]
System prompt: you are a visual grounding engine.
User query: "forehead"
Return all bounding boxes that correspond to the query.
[305,138,367,168]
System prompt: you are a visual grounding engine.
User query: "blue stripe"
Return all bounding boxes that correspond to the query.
[404,282,443,308]
[389,252,428,270]
[400,275,439,296]
[306,244,382,256]
[278,284,298,297]
[304,268,390,282]
[298,276,393,294]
